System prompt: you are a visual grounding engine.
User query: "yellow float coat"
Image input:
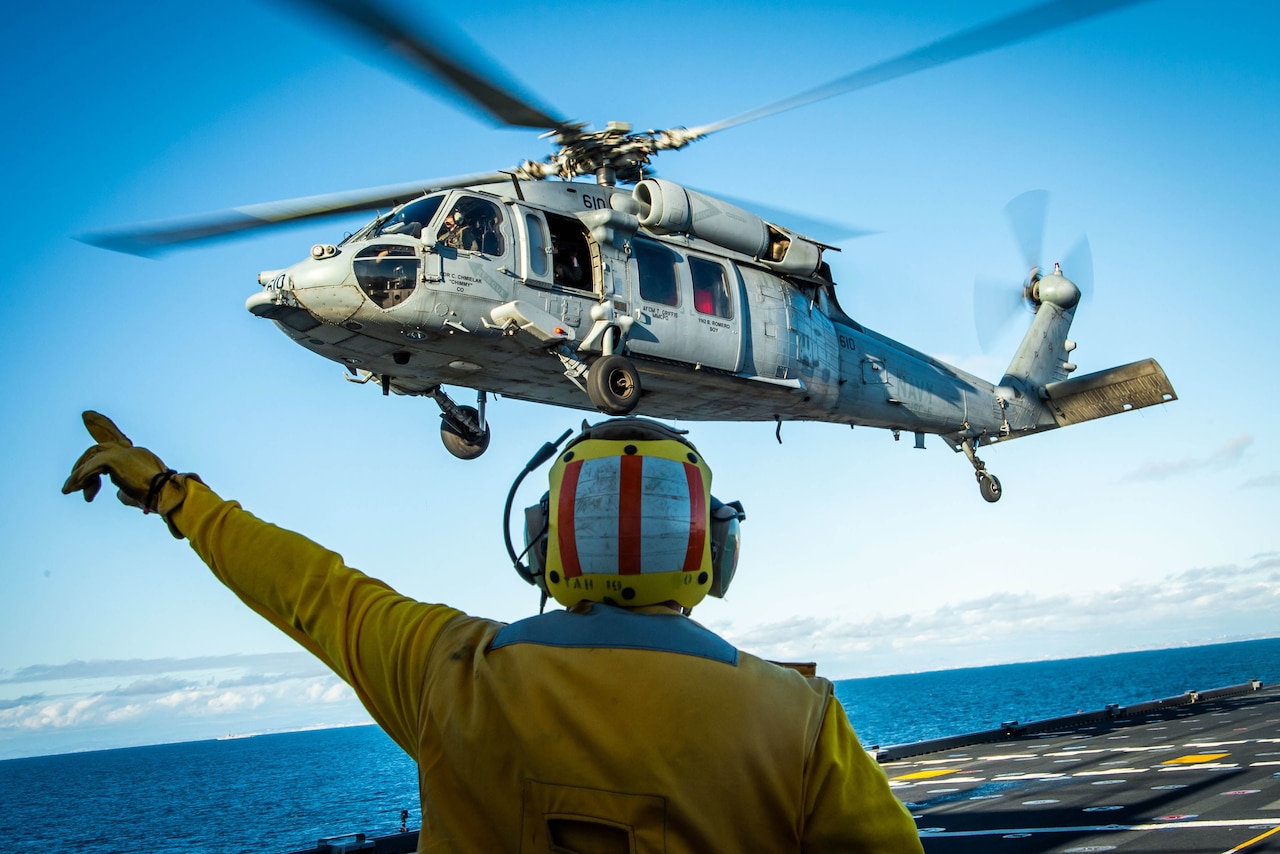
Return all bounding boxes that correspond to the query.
[172,482,922,853]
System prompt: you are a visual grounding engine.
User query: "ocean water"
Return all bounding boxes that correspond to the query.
[837,636,1280,749]
[2,637,1277,853]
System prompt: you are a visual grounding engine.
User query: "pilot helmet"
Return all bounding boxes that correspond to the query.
[521,418,744,610]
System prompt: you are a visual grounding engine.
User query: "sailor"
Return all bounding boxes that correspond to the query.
[63,412,924,853]
[551,235,584,287]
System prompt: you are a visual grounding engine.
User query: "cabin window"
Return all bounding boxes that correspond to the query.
[547,213,592,289]
[437,196,505,254]
[690,257,732,318]
[634,239,678,306]
[354,244,418,309]
[375,195,444,240]
[526,213,549,277]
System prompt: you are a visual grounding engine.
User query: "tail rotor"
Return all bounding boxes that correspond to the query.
[973,190,1089,352]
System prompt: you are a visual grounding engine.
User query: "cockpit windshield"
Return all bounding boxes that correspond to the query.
[348,195,446,243]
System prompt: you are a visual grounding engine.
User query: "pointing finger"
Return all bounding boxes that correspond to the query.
[82,411,133,448]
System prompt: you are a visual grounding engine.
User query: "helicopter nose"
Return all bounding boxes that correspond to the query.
[245,254,364,329]
[283,255,365,325]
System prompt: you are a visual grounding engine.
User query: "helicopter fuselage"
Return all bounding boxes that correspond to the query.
[250,180,1023,442]
[245,176,1174,497]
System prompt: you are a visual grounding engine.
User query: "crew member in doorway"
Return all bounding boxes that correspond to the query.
[552,236,583,286]
[63,412,923,853]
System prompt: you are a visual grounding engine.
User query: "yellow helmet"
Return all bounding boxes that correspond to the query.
[515,418,744,611]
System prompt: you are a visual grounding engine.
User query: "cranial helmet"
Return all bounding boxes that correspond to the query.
[511,418,744,611]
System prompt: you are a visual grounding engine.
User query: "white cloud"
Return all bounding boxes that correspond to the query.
[0,651,326,686]
[0,695,105,731]
[1119,434,1253,483]
[0,657,371,759]
[728,553,1280,677]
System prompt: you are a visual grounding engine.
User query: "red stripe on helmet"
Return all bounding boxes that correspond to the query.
[681,462,707,573]
[557,460,583,578]
[617,454,643,574]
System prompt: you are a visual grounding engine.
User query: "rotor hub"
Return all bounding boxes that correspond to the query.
[531,124,704,186]
[1032,266,1081,309]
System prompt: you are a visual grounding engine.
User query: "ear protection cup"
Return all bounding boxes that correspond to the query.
[520,494,550,590]
[708,498,745,599]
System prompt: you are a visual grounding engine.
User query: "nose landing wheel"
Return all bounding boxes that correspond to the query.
[431,388,492,460]
[440,405,491,460]
[587,354,641,415]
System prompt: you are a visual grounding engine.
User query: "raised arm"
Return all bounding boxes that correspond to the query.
[62,411,463,755]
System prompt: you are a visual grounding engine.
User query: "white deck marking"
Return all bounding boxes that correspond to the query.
[917,817,1280,838]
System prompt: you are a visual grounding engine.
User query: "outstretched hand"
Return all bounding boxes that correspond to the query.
[62,411,192,537]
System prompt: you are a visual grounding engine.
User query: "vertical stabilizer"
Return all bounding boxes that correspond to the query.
[1000,268,1080,395]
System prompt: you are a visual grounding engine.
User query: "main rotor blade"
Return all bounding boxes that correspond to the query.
[81,171,514,256]
[688,0,1155,138]
[1006,189,1049,271]
[690,188,875,246]
[284,0,566,130]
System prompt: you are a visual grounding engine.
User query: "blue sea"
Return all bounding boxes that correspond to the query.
[2,637,1277,853]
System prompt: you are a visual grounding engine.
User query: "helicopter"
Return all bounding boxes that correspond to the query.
[84,0,1176,503]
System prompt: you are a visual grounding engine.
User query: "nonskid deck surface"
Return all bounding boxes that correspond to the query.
[880,681,1280,853]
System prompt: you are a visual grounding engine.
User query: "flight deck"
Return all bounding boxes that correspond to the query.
[883,680,1280,853]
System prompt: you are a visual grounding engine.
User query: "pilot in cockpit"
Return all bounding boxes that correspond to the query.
[437,207,469,250]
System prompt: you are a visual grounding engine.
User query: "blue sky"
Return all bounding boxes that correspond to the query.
[2,0,1277,759]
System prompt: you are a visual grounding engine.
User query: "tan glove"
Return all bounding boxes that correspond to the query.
[62,411,199,539]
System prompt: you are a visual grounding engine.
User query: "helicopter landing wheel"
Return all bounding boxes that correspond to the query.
[440,405,491,460]
[978,472,1002,503]
[587,354,641,415]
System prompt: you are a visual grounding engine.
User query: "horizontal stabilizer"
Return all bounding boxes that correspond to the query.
[1042,358,1176,427]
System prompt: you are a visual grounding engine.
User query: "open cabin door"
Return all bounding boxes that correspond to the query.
[513,209,602,338]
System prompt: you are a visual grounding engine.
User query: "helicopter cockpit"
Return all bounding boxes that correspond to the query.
[349,194,446,242]
[436,196,505,254]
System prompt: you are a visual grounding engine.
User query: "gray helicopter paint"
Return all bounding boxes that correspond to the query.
[246,178,1175,496]
[622,251,743,373]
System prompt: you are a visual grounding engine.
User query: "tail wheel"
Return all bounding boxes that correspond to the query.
[978,473,1002,503]
[440,405,491,460]
[587,354,641,415]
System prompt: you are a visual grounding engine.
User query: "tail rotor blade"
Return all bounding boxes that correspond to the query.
[1005,189,1049,272]
[974,275,1028,352]
[1062,233,1093,304]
